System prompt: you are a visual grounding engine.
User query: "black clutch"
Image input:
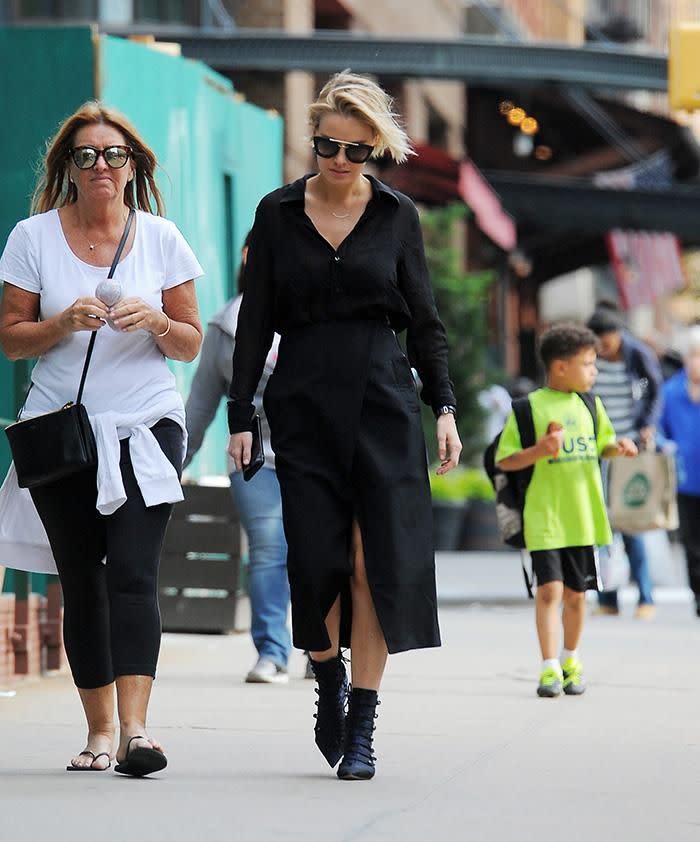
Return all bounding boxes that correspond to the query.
[243,414,265,482]
[5,209,134,489]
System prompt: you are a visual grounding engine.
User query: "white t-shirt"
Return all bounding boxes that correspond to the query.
[0,209,204,418]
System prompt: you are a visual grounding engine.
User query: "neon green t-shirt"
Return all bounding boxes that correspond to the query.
[495,388,616,551]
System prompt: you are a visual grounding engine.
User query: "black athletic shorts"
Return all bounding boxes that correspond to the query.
[529,546,600,592]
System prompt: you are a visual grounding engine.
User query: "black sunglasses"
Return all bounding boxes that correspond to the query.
[70,145,132,170]
[312,136,374,165]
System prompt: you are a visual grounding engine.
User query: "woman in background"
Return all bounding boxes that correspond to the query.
[184,234,292,684]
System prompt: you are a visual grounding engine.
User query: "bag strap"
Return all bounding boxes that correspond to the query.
[512,396,535,449]
[512,396,536,488]
[75,208,135,405]
[511,397,536,599]
[521,551,535,600]
[577,391,599,441]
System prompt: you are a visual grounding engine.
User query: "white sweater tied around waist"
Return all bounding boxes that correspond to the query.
[0,395,185,574]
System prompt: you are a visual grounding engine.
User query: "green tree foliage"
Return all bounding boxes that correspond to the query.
[421,204,495,464]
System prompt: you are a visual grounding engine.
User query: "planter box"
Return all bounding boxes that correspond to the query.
[159,484,243,634]
[433,501,468,551]
[459,500,513,552]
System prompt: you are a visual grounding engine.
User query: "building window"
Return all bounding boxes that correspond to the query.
[314,0,351,30]
[377,76,404,115]
[427,102,448,150]
[14,0,97,17]
[223,173,236,298]
[12,0,200,22]
[134,0,199,24]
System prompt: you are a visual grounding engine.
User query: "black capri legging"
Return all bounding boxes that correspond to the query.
[29,419,183,689]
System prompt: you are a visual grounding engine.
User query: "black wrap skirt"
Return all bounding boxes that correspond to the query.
[263,320,441,654]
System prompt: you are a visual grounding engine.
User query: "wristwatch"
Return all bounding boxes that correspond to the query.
[435,405,457,419]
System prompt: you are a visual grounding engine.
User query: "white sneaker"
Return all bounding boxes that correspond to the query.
[245,656,289,684]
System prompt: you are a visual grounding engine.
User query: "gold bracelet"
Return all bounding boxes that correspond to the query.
[155,314,171,338]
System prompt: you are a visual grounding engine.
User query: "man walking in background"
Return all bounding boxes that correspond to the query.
[587,301,663,619]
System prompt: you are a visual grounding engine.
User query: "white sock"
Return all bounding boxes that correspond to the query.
[542,658,561,673]
[560,648,578,664]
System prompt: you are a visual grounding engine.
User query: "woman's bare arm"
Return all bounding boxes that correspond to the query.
[0,282,109,361]
[109,280,202,363]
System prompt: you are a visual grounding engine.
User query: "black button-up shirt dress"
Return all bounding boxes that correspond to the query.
[229,174,456,654]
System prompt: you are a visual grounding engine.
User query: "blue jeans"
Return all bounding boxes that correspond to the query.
[230,468,291,668]
[598,532,654,609]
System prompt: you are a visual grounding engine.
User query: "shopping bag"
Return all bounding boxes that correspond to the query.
[608,451,679,534]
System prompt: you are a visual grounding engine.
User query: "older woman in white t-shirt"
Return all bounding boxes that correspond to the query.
[0,102,203,777]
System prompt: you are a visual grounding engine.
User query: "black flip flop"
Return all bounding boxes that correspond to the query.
[66,750,112,772]
[114,735,167,778]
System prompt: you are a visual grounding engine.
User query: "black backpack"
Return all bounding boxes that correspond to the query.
[483,392,599,593]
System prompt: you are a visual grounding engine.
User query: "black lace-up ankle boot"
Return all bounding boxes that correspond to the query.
[310,655,349,767]
[337,687,379,781]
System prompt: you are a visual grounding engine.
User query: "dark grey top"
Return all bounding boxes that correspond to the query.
[185,296,276,471]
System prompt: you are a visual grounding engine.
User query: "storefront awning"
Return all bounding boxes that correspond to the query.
[378,142,460,206]
[458,160,516,251]
[379,145,516,250]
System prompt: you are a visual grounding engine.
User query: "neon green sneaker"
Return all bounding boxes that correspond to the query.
[561,657,586,696]
[537,665,563,698]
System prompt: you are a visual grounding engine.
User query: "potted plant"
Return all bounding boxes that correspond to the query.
[421,204,495,465]
[416,203,506,550]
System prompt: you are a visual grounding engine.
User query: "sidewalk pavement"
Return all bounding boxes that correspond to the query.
[437,545,692,606]
[1,554,698,842]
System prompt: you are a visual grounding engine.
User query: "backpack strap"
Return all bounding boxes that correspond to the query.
[512,396,536,488]
[520,551,535,600]
[512,396,536,599]
[577,391,599,441]
[512,396,536,449]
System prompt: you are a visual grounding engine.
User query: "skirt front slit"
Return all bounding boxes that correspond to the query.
[263,320,441,654]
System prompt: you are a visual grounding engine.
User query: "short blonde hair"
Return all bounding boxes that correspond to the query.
[32,101,165,216]
[308,71,414,164]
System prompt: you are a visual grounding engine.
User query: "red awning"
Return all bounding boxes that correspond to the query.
[379,145,516,251]
[379,143,461,205]
[458,161,516,252]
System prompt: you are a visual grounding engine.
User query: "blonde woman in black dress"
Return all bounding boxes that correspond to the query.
[228,72,461,780]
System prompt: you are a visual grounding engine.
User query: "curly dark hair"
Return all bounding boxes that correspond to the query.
[539,323,599,369]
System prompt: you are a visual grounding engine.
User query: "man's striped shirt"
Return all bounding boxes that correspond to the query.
[594,358,636,439]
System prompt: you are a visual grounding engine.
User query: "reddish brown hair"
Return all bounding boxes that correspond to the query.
[32,101,165,215]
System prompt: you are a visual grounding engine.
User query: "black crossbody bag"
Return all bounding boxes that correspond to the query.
[5,209,134,489]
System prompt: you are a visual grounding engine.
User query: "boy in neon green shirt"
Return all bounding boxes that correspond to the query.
[496,324,637,697]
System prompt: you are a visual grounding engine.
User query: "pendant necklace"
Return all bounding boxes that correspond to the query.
[331,210,350,219]
[81,230,108,251]
[79,209,128,250]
